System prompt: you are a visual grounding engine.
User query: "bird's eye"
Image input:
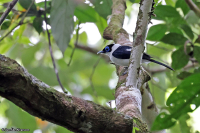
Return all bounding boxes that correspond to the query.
[105,46,110,52]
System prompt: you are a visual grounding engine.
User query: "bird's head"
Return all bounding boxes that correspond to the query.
[97,44,114,55]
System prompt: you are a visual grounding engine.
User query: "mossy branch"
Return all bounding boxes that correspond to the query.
[0,54,134,133]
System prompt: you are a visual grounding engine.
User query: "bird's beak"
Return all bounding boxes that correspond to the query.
[97,51,104,54]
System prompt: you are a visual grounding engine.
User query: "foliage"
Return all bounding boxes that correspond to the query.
[0,0,200,132]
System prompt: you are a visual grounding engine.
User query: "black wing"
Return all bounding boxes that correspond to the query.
[112,46,131,59]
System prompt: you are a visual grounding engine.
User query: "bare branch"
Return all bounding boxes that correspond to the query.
[75,44,110,62]
[0,54,133,133]
[103,0,131,46]
[44,0,67,94]
[0,0,18,26]
[185,0,200,18]
[76,44,98,54]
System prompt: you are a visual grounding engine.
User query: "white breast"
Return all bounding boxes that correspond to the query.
[110,56,129,66]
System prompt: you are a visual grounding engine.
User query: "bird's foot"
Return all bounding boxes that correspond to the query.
[121,67,128,76]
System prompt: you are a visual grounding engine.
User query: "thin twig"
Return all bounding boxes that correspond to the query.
[89,57,101,98]
[0,0,19,26]
[185,0,200,18]
[68,21,81,66]
[44,0,67,94]
[75,44,110,62]
[0,0,35,42]
[0,21,29,42]
[19,0,35,25]
[75,44,98,55]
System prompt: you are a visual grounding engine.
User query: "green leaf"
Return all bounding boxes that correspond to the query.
[74,4,98,22]
[33,17,43,34]
[151,112,176,131]
[13,24,26,40]
[177,71,192,80]
[161,33,188,46]
[179,24,194,40]
[90,0,112,19]
[176,0,190,15]
[171,46,189,70]
[194,46,200,63]
[1,20,11,30]
[147,24,167,41]
[50,0,75,54]
[19,0,37,14]
[165,0,175,6]
[152,73,200,130]
[154,5,181,20]
[167,73,200,119]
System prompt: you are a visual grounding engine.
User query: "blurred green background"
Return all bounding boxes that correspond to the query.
[0,0,200,132]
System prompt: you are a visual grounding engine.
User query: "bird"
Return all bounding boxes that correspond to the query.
[97,44,174,71]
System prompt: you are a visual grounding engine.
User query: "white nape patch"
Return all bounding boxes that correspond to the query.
[126,48,132,51]
[111,44,121,52]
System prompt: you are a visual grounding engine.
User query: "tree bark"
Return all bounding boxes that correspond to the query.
[103,0,165,132]
[0,54,133,133]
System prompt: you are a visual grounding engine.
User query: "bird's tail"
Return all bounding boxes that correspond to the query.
[148,58,174,71]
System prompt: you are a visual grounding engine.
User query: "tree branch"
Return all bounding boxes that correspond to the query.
[0,0,18,26]
[185,0,200,18]
[0,54,133,133]
[103,0,131,46]
[44,0,67,93]
[103,0,165,132]
[75,44,110,62]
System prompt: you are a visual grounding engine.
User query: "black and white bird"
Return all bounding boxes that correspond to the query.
[97,44,174,70]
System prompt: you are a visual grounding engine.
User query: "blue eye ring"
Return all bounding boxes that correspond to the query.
[105,46,110,52]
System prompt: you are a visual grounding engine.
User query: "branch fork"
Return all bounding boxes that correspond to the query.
[103,0,165,132]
